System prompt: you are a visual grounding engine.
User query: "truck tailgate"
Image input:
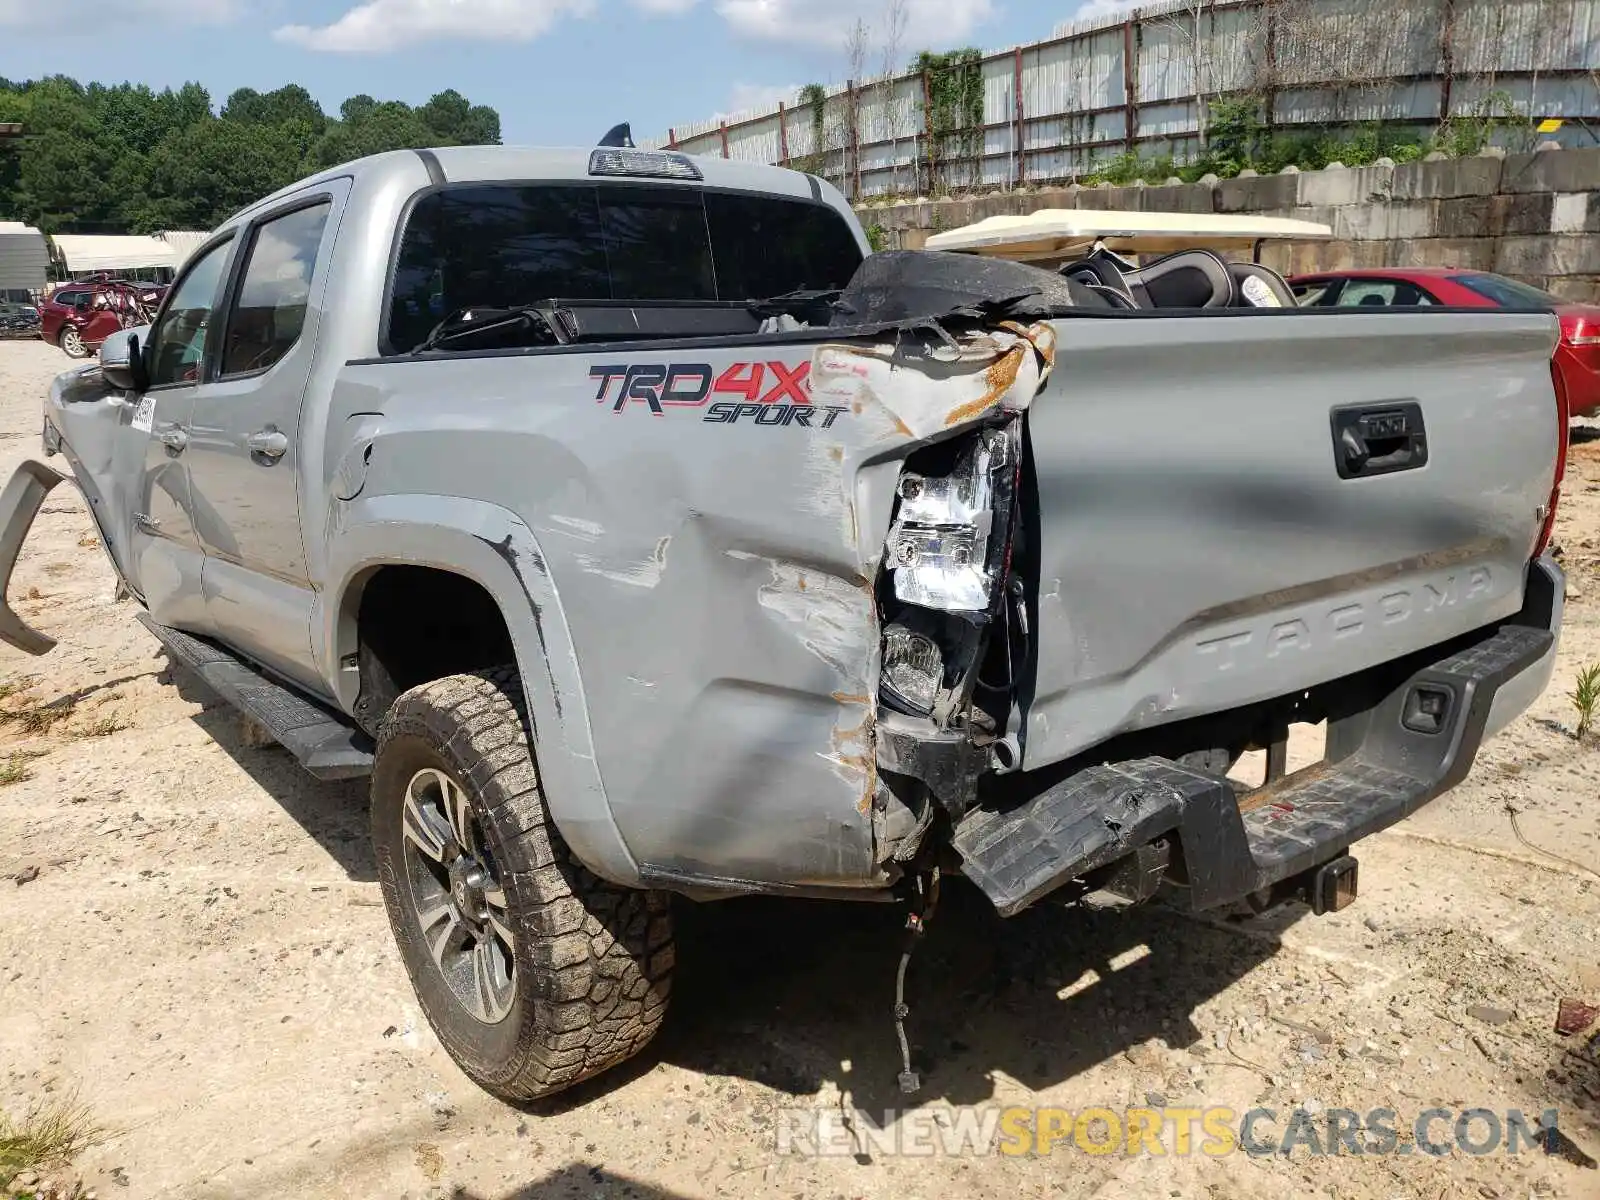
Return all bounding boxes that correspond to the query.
[1023,309,1562,770]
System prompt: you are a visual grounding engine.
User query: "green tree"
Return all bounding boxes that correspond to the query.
[0,74,501,234]
[138,120,303,229]
[339,94,378,125]
[222,84,325,132]
[13,81,123,231]
[0,84,30,218]
[418,89,500,146]
[222,84,327,162]
[307,100,437,170]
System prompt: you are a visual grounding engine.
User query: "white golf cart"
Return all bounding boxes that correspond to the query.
[923,208,1334,310]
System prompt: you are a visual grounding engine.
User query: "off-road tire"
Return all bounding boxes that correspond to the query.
[372,667,673,1101]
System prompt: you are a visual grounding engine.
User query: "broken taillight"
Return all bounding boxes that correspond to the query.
[880,623,944,717]
[1534,359,1570,559]
[885,425,1015,614]
[879,420,1023,726]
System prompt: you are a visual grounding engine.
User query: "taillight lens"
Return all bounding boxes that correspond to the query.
[886,425,1017,614]
[1534,360,1570,558]
[1562,314,1600,346]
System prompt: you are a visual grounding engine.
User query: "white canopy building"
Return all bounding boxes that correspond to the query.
[0,221,50,296]
[46,230,210,278]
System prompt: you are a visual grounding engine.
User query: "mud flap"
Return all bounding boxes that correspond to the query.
[0,460,71,655]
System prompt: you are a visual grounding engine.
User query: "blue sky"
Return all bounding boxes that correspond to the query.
[0,0,1135,145]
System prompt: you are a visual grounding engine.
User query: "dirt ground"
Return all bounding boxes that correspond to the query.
[0,335,1597,1200]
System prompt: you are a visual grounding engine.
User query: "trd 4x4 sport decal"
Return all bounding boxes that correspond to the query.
[589,361,848,428]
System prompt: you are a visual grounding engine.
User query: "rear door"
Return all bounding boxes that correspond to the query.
[181,183,347,693]
[113,234,239,633]
[81,292,126,347]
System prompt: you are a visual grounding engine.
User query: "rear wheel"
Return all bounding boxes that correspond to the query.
[58,326,87,358]
[371,667,673,1101]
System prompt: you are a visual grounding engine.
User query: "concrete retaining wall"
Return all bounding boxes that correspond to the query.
[857,145,1600,303]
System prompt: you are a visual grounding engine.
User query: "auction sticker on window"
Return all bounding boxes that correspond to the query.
[130,396,156,434]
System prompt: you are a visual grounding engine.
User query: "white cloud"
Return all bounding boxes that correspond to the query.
[715,0,993,52]
[631,0,698,11]
[275,0,594,53]
[718,81,800,118]
[0,0,236,27]
[1062,0,1140,25]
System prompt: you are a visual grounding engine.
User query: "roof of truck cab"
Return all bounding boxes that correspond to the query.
[923,208,1334,258]
[227,146,848,230]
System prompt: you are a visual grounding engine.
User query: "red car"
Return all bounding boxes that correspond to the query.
[1290,268,1600,418]
[39,279,166,359]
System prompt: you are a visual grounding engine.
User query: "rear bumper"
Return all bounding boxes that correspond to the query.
[0,459,72,655]
[954,557,1564,916]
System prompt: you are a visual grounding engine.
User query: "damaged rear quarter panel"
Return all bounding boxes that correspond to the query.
[335,325,1048,891]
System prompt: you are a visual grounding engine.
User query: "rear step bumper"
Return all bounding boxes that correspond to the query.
[136,614,374,780]
[954,558,1563,917]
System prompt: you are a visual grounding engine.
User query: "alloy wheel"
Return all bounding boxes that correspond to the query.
[400,767,517,1024]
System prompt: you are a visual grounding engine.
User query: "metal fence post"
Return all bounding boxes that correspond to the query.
[1014,46,1026,185]
[1123,17,1139,155]
[1439,0,1458,123]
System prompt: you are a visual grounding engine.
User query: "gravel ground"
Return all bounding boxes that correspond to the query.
[0,336,1597,1200]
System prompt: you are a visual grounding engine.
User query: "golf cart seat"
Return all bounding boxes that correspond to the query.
[1228,262,1296,307]
[1061,247,1294,310]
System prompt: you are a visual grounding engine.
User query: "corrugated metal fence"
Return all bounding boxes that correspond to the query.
[653,0,1600,197]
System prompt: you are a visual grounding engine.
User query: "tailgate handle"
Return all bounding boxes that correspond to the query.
[1331,403,1427,479]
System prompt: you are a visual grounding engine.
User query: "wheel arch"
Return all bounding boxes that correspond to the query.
[324,492,641,888]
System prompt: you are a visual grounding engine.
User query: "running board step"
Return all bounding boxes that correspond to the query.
[136,614,374,780]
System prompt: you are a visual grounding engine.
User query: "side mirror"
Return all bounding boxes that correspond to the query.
[99,325,151,393]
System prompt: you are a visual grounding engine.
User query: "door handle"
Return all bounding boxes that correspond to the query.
[133,512,161,534]
[156,427,188,452]
[247,427,289,460]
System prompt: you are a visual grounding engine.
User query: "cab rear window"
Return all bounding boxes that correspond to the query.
[386,183,863,354]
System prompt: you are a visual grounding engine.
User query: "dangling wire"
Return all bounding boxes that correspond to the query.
[893,867,941,1095]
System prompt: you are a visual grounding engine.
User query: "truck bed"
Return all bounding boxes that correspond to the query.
[312,301,1563,893]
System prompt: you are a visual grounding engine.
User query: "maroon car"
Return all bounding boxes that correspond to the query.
[1290,268,1600,418]
[39,279,167,359]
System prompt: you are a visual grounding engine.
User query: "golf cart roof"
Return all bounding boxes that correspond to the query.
[923,208,1334,259]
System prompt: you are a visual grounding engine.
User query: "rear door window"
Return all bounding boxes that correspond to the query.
[220,201,332,377]
[387,183,863,353]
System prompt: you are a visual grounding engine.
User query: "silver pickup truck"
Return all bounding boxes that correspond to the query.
[0,144,1568,1103]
